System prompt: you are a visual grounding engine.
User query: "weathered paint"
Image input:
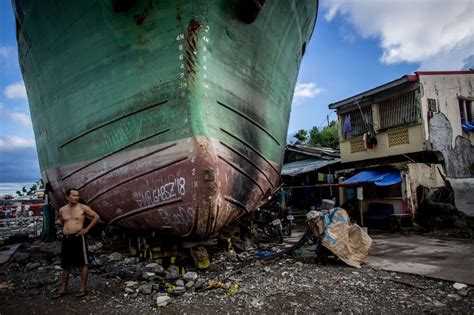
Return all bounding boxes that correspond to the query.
[13,0,319,238]
[418,72,474,146]
[335,72,474,165]
[418,73,474,216]
[428,113,474,178]
[46,136,280,237]
[404,163,446,214]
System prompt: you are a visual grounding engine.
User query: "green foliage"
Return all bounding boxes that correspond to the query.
[36,179,44,189]
[15,179,44,197]
[28,184,37,195]
[307,126,321,147]
[307,120,339,149]
[293,129,308,145]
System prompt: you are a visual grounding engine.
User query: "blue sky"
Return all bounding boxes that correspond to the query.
[0,0,473,195]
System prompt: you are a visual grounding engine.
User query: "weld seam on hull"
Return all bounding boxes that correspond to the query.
[59,99,168,148]
[217,155,265,194]
[61,128,171,180]
[87,156,188,203]
[224,196,248,211]
[219,127,279,174]
[216,100,280,146]
[219,141,274,188]
[77,143,177,190]
[108,197,183,225]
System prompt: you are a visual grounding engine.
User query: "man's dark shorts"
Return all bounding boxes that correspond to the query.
[61,234,89,268]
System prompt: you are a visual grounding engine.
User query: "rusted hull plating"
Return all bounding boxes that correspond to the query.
[46,136,280,238]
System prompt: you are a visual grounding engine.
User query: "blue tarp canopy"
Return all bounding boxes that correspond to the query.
[462,122,474,132]
[342,170,401,186]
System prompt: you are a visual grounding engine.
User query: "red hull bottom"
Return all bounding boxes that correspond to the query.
[44,136,281,238]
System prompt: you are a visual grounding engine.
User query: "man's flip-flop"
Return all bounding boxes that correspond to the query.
[52,292,68,299]
[75,290,87,298]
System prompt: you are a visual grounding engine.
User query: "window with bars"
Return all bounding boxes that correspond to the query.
[341,106,372,140]
[378,91,419,129]
[459,98,473,124]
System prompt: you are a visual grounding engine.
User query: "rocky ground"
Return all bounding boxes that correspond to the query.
[0,230,472,315]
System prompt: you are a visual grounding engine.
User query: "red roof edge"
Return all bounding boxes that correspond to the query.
[404,75,418,82]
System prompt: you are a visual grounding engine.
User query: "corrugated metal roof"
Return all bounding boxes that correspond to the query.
[328,75,417,110]
[286,144,340,158]
[328,71,474,111]
[281,158,340,176]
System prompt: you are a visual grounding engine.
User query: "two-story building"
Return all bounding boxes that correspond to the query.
[328,71,474,222]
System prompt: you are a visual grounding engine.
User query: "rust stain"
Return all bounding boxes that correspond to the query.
[48,137,280,239]
[134,7,149,26]
[185,19,201,88]
[176,4,182,24]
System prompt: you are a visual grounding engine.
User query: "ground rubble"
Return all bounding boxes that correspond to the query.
[0,217,42,243]
[0,235,472,314]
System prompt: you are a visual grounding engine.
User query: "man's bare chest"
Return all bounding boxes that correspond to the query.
[62,207,85,222]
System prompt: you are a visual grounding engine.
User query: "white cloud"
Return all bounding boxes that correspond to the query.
[0,102,32,128]
[9,111,32,127]
[322,0,474,70]
[293,82,323,105]
[4,81,27,100]
[0,136,35,152]
[0,46,14,59]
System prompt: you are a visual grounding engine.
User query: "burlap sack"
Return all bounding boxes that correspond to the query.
[306,208,372,268]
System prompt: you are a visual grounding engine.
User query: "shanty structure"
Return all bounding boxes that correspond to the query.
[328,71,474,225]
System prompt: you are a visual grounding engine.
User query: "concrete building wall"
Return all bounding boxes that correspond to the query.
[428,113,474,178]
[404,163,446,214]
[418,74,474,178]
[418,73,474,146]
[449,178,474,216]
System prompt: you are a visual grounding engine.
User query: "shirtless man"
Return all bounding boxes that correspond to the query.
[54,188,100,299]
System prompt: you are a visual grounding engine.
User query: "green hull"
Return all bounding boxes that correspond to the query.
[13,0,318,237]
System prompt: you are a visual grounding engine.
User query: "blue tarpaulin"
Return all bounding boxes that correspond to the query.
[462,122,474,132]
[342,170,401,186]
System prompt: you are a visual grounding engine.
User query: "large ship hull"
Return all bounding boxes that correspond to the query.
[13,0,318,238]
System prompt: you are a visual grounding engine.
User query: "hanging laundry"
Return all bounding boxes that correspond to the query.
[363,132,374,150]
[318,173,326,182]
[342,114,352,138]
[363,112,370,126]
[327,174,335,184]
[368,131,378,145]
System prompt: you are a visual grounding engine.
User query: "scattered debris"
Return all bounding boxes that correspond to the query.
[390,278,427,290]
[453,282,468,290]
[156,295,171,307]
[0,222,472,313]
[0,244,21,264]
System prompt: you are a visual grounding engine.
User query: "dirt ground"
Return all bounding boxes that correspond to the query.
[0,230,472,314]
